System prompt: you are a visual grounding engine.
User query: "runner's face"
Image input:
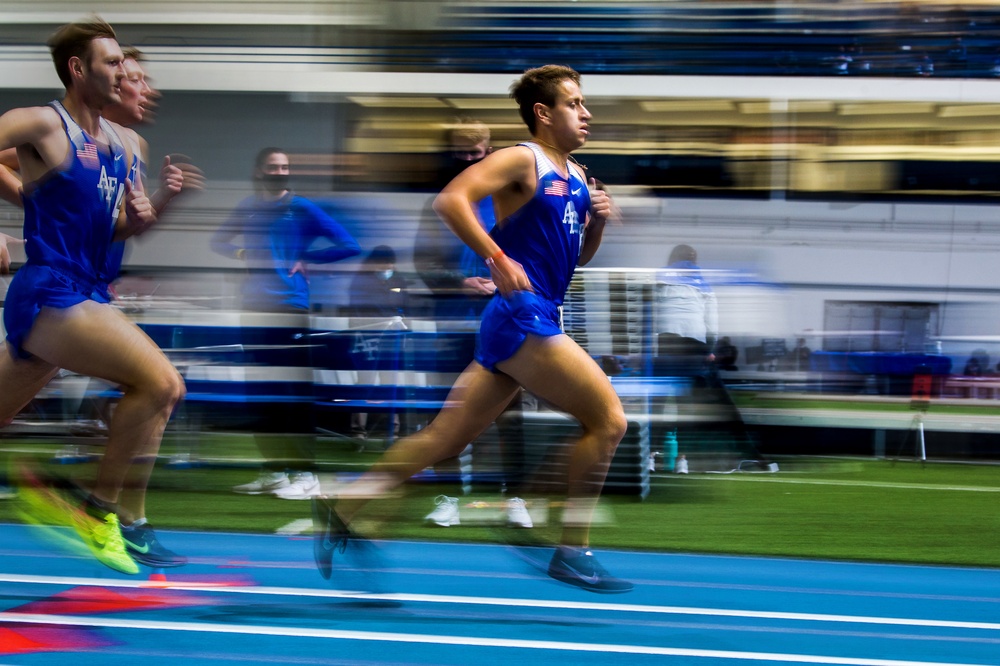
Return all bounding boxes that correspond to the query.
[545,79,591,151]
[83,38,126,108]
[114,59,150,124]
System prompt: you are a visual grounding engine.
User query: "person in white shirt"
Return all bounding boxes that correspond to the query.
[652,245,772,473]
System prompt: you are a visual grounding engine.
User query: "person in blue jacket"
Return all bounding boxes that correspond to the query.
[212,147,360,501]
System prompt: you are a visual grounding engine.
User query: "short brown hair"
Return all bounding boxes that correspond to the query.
[121,45,145,62]
[448,117,490,147]
[509,65,581,135]
[47,17,117,88]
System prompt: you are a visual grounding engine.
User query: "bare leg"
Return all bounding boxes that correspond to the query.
[0,344,59,425]
[335,361,520,522]
[497,334,627,549]
[22,301,184,522]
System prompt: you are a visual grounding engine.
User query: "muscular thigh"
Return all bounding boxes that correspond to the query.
[22,300,174,389]
[497,334,622,430]
[0,344,59,418]
[423,361,521,444]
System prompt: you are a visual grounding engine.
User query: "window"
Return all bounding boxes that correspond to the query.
[823,301,937,353]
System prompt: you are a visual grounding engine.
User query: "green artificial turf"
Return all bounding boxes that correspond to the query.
[3,433,1000,568]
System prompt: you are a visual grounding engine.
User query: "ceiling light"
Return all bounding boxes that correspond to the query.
[938,105,1000,118]
[639,100,734,113]
[837,102,936,115]
[347,96,449,108]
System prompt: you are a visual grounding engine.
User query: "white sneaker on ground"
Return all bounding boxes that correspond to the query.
[273,472,321,500]
[233,471,290,495]
[424,495,460,526]
[506,497,533,528]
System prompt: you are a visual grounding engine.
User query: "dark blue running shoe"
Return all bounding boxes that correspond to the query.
[312,497,349,580]
[312,497,385,592]
[120,522,187,568]
[548,548,633,594]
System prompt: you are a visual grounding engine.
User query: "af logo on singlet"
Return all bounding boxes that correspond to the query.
[562,201,580,235]
[97,164,125,216]
[562,201,583,253]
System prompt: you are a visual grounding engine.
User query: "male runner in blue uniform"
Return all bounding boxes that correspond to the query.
[315,65,632,592]
[0,43,199,568]
[0,18,186,574]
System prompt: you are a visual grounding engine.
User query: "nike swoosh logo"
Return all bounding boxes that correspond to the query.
[562,561,601,585]
[572,188,582,195]
[124,538,150,554]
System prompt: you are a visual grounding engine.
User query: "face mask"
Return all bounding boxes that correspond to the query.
[440,155,485,183]
[260,173,289,194]
[380,269,394,280]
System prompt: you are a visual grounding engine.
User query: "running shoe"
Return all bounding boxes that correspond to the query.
[506,497,533,529]
[272,472,321,500]
[69,509,139,575]
[233,471,290,495]
[548,548,633,594]
[120,522,188,568]
[312,496,350,580]
[424,495,460,526]
[11,459,138,575]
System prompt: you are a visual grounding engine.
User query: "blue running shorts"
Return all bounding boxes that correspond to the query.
[3,264,112,359]
[475,290,563,372]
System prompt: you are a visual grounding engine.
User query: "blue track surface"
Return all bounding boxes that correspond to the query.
[1,523,998,665]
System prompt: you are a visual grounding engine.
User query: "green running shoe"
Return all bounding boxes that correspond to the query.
[69,509,139,575]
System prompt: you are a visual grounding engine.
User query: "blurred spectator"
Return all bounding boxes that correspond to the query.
[413,118,532,529]
[414,118,497,322]
[211,147,360,314]
[653,245,773,472]
[963,349,991,377]
[945,37,968,75]
[715,336,739,371]
[832,45,853,75]
[211,147,360,501]
[347,245,407,318]
[347,245,408,442]
[917,53,935,77]
[782,337,812,372]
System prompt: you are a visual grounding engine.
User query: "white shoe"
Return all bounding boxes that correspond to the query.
[233,471,290,495]
[273,472,321,500]
[424,495,460,526]
[675,456,689,474]
[506,497,533,528]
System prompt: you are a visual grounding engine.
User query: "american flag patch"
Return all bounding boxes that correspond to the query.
[77,143,99,170]
[544,179,569,197]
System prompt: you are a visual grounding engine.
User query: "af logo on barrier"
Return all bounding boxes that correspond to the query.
[351,333,381,361]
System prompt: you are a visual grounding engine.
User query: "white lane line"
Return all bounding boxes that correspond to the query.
[699,477,1000,493]
[1,573,998,632]
[0,611,990,666]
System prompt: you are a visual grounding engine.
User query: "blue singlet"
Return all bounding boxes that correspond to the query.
[475,142,591,371]
[3,101,128,358]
